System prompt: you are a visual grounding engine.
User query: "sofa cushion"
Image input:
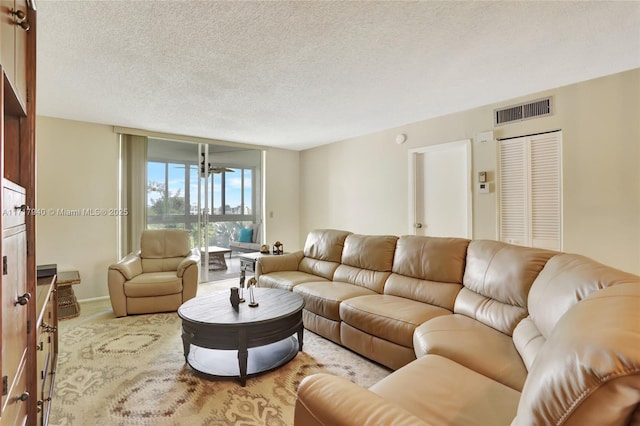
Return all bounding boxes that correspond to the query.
[370,354,520,426]
[513,253,640,371]
[383,273,461,311]
[250,223,261,243]
[332,265,392,294]
[456,240,556,335]
[294,282,377,321]
[391,235,469,283]
[229,241,261,252]
[341,234,397,271]
[295,373,430,426]
[298,257,342,281]
[514,282,640,425]
[259,271,328,292]
[413,314,528,391]
[340,294,450,348]
[238,228,253,242]
[124,272,182,297]
[303,229,352,262]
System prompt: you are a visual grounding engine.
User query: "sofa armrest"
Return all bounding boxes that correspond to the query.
[109,252,142,280]
[257,251,304,276]
[177,248,201,277]
[294,374,431,426]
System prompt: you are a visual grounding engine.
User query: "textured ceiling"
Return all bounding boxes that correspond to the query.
[36,1,640,151]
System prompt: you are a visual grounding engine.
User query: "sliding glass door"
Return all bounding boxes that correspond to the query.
[146,138,262,282]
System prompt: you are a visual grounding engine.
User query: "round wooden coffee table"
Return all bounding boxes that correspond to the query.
[178,287,305,386]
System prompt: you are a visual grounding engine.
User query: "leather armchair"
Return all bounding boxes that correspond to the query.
[108,229,200,317]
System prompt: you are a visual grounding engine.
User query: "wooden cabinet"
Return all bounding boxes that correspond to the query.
[1,181,28,425]
[1,0,39,425]
[35,276,57,425]
[1,0,29,107]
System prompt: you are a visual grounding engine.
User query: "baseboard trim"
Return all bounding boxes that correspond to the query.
[78,295,110,303]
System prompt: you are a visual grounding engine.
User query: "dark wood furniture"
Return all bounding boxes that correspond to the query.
[35,275,57,425]
[1,1,40,424]
[178,288,305,386]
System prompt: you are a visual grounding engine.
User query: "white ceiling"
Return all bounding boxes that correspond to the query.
[36,1,640,151]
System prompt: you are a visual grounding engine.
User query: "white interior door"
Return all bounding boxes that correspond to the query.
[409,140,472,238]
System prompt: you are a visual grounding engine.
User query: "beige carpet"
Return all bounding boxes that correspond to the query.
[49,279,391,426]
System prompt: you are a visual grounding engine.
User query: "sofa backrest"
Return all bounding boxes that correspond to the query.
[456,240,556,335]
[299,229,352,280]
[333,234,398,293]
[384,235,469,310]
[513,253,640,371]
[512,281,640,426]
[140,229,191,272]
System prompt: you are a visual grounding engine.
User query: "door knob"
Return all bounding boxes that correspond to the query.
[15,292,31,306]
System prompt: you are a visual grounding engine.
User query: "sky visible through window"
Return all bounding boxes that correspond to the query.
[147,162,251,214]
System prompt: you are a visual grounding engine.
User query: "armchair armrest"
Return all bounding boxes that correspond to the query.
[295,374,430,426]
[108,251,141,317]
[177,248,201,277]
[257,251,304,276]
[109,251,142,280]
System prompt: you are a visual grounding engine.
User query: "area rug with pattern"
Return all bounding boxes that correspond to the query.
[49,279,391,426]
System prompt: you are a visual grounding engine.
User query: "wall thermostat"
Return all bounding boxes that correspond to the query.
[478,183,490,194]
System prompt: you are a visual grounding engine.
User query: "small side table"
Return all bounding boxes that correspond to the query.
[239,252,288,280]
[239,252,263,276]
[57,270,81,319]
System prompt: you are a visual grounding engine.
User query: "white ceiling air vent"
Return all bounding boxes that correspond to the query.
[495,97,552,126]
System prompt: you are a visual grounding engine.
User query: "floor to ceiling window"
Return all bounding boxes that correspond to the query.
[146,138,262,256]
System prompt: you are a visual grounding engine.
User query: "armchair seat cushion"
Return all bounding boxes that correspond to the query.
[340,295,451,348]
[124,272,182,297]
[293,281,378,321]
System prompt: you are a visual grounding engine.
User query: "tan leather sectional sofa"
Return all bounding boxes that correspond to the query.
[256,229,640,426]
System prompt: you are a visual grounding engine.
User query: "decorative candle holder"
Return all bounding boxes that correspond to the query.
[230,287,240,311]
[247,277,259,308]
[272,241,283,255]
[238,275,246,303]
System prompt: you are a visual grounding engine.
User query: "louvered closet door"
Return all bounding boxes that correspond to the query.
[530,134,562,250]
[499,131,562,251]
[499,138,528,246]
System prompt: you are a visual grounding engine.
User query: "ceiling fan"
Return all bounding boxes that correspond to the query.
[200,153,234,176]
[207,166,235,174]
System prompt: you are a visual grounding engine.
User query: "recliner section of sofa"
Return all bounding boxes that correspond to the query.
[257,229,640,425]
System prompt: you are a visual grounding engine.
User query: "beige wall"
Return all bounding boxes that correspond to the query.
[35,118,119,300]
[264,148,301,253]
[35,69,640,302]
[300,69,640,274]
[35,117,301,299]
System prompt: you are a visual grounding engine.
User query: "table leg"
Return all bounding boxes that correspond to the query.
[210,253,228,270]
[238,329,248,386]
[298,326,304,351]
[181,334,190,361]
